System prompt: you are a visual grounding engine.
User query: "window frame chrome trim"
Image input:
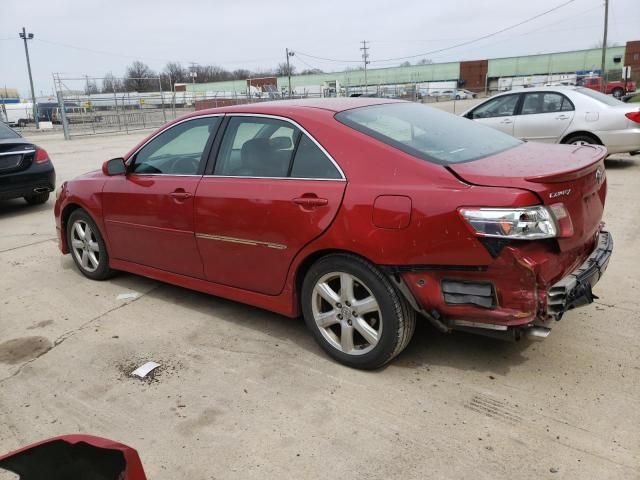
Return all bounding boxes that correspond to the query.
[207,112,346,181]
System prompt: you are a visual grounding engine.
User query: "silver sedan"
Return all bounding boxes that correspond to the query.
[461,86,640,155]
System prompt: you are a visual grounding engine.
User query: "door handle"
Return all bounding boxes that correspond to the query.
[555,115,570,120]
[499,118,513,124]
[170,189,192,200]
[293,196,328,208]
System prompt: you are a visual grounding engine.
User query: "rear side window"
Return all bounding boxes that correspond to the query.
[215,116,342,179]
[0,122,20,139]
[336,102,521,165]
[521,92,574,115]
[290,135,341,179]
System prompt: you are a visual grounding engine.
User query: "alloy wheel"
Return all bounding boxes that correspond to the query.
[70,219,101,272]
[311,272,383,355]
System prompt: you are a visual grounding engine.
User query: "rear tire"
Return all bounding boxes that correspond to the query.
[24,192,50,205]
[562,133,601,146]
[67,209,115,280]
[301,254,416,369]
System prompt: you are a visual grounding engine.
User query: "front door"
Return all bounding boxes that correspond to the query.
[103,115,222,278]
[513,91,575,143]
[194,115,346,295]
[469,93,520,136]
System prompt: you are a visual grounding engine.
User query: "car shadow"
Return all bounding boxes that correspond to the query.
[101,272,532,374]
[0,198,52,219]
[604,157,636,169]
[392,320,530,375]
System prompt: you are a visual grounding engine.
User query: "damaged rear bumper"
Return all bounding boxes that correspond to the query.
[547,230,612,318]
[391,230,613,339]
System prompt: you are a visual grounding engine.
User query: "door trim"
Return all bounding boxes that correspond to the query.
[195,232,288,250]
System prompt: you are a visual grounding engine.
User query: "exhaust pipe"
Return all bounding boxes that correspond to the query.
[525,326,551,341]
[33,187,49,193]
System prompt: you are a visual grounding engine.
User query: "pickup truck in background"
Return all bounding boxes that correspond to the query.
[577,76,637,98]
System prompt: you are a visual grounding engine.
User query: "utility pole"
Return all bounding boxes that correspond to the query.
[360,40,370,94]
[19,27,39,129]
[286,48,295,98]
[600,0,609,92]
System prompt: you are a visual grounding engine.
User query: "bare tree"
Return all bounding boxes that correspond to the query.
[84,79,99,95]
[102,72,125,93]
[417,58,433,65]
[399,61,411,67]
[275,62,296,77]
[162,62,187,88]
[300,68,324,75]
[125,61,157,92]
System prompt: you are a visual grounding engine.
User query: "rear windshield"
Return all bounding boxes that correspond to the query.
[335,102,521,165]
[575,87,622,106]
[0,122,21,139]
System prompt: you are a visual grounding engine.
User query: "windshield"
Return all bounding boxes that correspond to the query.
[575,87,622,106]
[335,102,522,165]
[0,121,21,139]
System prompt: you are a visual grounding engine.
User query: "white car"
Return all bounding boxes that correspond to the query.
[461,86,640,155]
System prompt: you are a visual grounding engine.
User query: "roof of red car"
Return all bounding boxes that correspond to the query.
[196,97,403,116]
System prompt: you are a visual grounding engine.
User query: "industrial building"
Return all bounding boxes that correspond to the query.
[186,41,640,96]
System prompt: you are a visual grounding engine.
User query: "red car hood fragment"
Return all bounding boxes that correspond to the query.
[0,434,147,480]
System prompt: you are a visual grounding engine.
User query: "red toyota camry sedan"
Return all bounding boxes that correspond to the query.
[54,98,612,369]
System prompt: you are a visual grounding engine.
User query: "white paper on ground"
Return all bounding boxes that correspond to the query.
[117,292,140,301]
[131,361,161,378]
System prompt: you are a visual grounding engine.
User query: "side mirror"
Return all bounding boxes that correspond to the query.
[102,157,126,176]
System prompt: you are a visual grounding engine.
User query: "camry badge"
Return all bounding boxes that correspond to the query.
[549,189,571,199]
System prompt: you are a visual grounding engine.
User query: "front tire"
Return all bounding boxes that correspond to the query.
[24,192,50,205]
[612,87,624,98]
[67,209,114,280]
[301,254,416,369]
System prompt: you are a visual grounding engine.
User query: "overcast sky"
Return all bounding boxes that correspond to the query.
[1,0,638,97]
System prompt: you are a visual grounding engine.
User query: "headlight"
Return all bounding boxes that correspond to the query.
[459,205,562,240]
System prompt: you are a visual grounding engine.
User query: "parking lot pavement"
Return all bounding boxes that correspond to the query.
[0,131,639,479]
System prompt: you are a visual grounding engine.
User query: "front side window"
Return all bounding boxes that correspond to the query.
[132,116,220,175]
[470,95,519,119]
[521,92,574,115]
[336,102,522,165]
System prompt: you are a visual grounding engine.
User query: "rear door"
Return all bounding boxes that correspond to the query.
[513,91,575,143]
[468,94,520,136]
[194,115,346,295]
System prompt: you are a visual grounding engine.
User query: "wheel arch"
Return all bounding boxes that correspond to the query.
[292,248,379,315]
[560,130,603,145]
[60,202,108,253]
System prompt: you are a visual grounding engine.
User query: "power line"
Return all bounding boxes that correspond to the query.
[296,0,578,64]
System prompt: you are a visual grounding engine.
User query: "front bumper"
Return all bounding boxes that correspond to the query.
[547,230,613,317]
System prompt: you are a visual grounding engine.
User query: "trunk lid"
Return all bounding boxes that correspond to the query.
[449,142,607,251]
[0,140,35,175]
